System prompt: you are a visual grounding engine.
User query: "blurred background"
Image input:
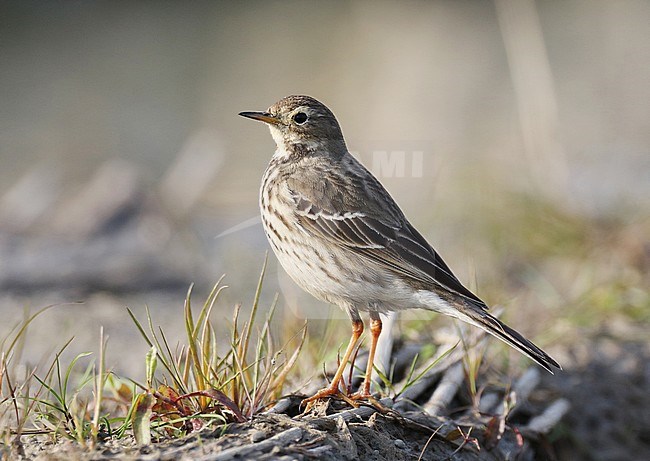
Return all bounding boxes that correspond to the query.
[0,0,648,403]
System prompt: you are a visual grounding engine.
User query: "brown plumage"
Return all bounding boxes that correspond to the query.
[240,95,560,403]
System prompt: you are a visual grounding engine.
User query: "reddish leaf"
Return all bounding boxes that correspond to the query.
[114,382,133,403]
[484,414,506,450]
[201,388,246,422]
[445,428,463,441]
[154,385,191,415]
[513,426,525,448]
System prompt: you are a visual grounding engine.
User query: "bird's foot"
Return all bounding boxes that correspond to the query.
[348,381,372,401]
[301,386,345,411]
[348,393,391,414]
[348,389,372,401]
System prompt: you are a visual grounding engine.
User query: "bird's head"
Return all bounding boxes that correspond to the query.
[239,95,346,157]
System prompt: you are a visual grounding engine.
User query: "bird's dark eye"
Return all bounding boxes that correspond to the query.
[293,112,308,125]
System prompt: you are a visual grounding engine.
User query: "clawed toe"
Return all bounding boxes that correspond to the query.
[300,387,342,409]
[300,386,389,414]
[348,391,373,401]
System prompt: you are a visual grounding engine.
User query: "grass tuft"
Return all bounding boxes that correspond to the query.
[1,261,306,448]
[125,258,306,442]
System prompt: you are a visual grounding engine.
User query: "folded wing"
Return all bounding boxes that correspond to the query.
[289,188,489,310]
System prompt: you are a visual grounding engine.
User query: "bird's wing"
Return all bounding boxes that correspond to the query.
[286,173,488,309]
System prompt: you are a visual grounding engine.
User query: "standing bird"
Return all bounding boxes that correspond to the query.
[239,95,560,403]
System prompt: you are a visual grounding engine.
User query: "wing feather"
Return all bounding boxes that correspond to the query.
[290,189,488,309]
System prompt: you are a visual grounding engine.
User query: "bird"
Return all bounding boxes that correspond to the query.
[239,95,561,403]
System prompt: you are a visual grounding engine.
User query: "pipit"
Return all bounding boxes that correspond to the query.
[239,95,560,404]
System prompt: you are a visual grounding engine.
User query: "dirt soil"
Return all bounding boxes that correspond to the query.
[17,410,529,461]
[543,335,650,461]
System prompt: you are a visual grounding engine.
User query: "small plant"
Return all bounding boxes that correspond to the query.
[0,305,94,444]
[373,341,459,401]
[27,327,110,446]
[126,258,306,443]
[1,260,306,449]
[458,326,486,408]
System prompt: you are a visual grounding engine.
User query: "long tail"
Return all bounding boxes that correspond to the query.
[455,303,561,373]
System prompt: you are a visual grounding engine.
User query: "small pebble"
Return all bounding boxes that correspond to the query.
[250,430,266,443]
[394,439,406,449]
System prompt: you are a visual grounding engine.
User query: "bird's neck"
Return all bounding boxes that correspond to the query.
[273,139,347,163]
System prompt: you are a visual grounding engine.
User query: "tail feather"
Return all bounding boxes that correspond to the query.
[458,305,561,373]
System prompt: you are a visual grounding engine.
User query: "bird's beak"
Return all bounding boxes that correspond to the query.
[238,111,280,125]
